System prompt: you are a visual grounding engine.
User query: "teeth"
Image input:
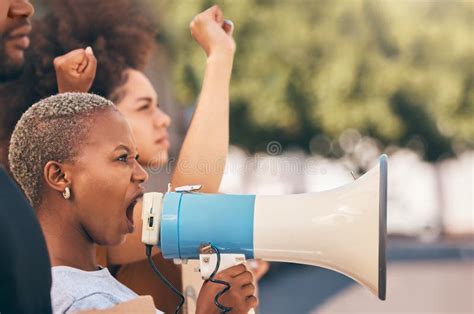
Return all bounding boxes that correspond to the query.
[127,194,142,212]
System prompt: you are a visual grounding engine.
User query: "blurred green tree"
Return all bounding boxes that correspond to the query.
[150,0,474,161]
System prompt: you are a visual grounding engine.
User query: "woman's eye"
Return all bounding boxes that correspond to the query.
[138,104,150,111]
[118,154,129,162]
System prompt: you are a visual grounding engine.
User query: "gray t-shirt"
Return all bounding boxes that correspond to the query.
[51,266,162,314]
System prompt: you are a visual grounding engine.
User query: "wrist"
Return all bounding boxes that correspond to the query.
[207,48,235,62]
[196,302,219,314]
[206,54,234,71]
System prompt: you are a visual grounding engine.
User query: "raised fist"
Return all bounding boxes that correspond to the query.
[190,5,236,57]
[54,47,97,93]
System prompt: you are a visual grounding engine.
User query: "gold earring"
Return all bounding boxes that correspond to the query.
[62,186,71,200]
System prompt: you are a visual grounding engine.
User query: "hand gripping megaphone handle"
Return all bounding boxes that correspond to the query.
[199,252,255,314]
[199,253,246,280]
[142,193,257,313]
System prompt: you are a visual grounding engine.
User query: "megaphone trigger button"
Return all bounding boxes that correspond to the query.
[174,184,203,193]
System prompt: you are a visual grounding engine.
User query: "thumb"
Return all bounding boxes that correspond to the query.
[76,51,89,73]
[223,19,234,36]
[85,46,94,56]
[82,47,97,79]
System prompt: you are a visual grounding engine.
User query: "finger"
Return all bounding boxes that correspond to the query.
[53,56,64,68]
[251,260,270,280]
[67,49,87,69]
[214,5,224,25]
[234,270,254,286]
[204,5,223,24]
[77,51,89,73]
[223,19,234,35]
[85,46,94,55]
[246,295,258,308]
[241,283,256,297]
[218,264,247,279]
[77,60,88,73]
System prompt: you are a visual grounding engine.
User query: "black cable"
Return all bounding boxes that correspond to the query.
[145,245,185,314]
[206,245,233,313]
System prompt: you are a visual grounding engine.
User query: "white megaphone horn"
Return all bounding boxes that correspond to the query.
[142,154,388,301]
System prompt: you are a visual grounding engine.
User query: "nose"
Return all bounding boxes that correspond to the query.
[153,108,171,129]
[9,0,35,18]
[132,160,149,184]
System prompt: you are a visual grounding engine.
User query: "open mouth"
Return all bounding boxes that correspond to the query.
[125,194,143,233]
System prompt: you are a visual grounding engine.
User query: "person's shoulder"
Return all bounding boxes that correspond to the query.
[50,266,113,313]
[66,292,122,313]
[50,266,142,313]
[50,283,76,314]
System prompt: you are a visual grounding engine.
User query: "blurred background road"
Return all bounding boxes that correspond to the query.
[259,240,473,313]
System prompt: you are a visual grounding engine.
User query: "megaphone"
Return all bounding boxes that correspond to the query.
[142,154,387,301]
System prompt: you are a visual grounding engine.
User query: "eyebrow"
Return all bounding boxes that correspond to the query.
[113,144,138,153]
[135,94,160,103]
[135,96,154,103]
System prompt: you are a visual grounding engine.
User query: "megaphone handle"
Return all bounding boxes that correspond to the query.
[199,253,246,280]
[199,254,256,314]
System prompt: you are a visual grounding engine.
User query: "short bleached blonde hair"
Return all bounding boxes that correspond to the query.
[8,92,116,207]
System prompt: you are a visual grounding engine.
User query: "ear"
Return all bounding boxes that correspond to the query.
[43,161,73,193]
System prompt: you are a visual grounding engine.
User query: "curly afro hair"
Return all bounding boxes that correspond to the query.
[0,0,156,166]
[30,0,157,99]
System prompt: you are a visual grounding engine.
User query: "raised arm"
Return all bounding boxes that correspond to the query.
[105,5,235,265]
[171,5,235,193]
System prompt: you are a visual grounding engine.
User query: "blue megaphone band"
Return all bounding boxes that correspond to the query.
[160,192,256,259]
